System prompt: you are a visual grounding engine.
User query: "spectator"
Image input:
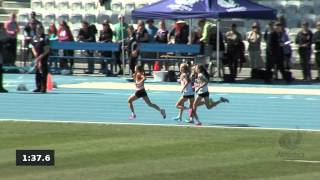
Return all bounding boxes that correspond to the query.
[126,25,138,74]
[145,19,158,42]
[313,21,320,81]
[47,22,58,71]
[23,12,42,64]
[99,20,113,74]
[246,22,263,71]
[207,24,225,55]
[295,22,313,81]
[0,23,8,92]
[57,21,74,70]
[48,22,58,40]
[191,28,201,45]
[155,20,168,44]
[29,11,42,27]
[155,20,169,70]
[264,21,275,74]
[265,22,288,83]
[77,21,96,74]
[4,13,19,66]
[278,15,287,28]
[169,20,189,44]
[280,25,292,71]
[198,19,225,76]
[225,23,243,79]
[135,20,149,43]
[135,20,151,73]
[23,22,37,64]
[31,25,50,93]
[113,15,128,75]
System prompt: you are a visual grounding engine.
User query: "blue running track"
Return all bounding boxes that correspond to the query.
[1,74,319,130]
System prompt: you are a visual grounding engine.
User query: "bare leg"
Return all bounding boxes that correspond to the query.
[197,100,206,107]
[176,97,188,110]
[143,96,166,119]
[193,96,203,124]
[203,96,221,109]
[128,94,138,114]
[174,97,187,120]
[188,97,195,120]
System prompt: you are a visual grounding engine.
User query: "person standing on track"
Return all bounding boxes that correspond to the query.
[128,65,166,120]
[193,65,229,125]
[31,25,50,93]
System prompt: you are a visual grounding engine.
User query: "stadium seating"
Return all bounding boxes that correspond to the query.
[97,13,111,24]
[70,13,83,26]
[110,12,119,24]
[70,0,82,11]
[84,14,97,24]
[42,13,56,26]
[31,0,42,10]
[299,4,313,14]
[56,0,69,11]
[124,2,136,13]
[57,13,69,23]
[43,0,55,10]
[287,17,300,29]
[23,0,320,42]
[285,4,298,16]
[84,1,97,11]
[111,2,122,12]
[17,12,29,26]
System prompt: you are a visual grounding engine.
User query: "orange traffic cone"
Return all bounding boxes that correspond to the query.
[154,61,160,71]
[47,73,53,92]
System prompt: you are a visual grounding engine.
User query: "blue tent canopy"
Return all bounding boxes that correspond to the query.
[132,0,277,20]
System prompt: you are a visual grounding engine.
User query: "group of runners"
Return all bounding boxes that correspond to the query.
[128,64,230,125]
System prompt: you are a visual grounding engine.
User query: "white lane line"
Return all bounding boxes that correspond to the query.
[282,95,295,100]
[284,160,320,164]
[267,97,279,99]
[1,119,320,132]
[305,98,319,101]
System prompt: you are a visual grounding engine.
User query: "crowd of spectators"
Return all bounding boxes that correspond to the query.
[1,11,320,83]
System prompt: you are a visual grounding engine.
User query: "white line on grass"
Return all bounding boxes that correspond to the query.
[0,119,320,132]
[284,160,320,164]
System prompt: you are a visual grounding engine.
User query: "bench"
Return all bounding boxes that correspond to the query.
[48,41,120,74]
[137,43,201,80]
[138,43,201,62]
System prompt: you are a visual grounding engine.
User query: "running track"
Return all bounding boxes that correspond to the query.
[0,74,319,131]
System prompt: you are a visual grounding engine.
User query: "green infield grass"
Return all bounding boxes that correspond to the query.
[0,121,320,180]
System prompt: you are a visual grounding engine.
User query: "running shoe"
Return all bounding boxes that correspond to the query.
[184,118,194,124]
[129,114,136,120]
[194,120,202,126]
[161,109,166,119]
[220,97,230,103]
[172,117,182,121]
